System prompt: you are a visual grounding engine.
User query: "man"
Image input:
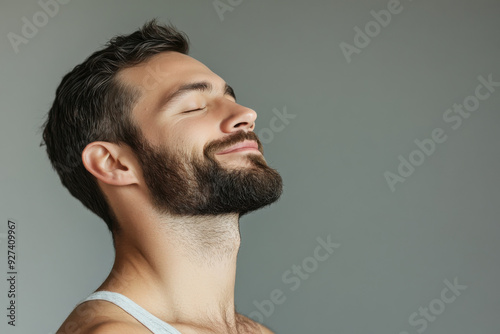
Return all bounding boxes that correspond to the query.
[42,19,283,333]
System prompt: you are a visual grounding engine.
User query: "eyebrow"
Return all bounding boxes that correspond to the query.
[156,81,236,113]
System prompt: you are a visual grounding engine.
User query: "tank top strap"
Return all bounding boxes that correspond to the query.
[79,291,181,334]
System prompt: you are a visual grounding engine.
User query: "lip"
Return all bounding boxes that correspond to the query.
[216,140,260,155]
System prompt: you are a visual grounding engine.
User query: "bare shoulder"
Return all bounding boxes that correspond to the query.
[257,323,275,333]
[82,321,148,334]
[55,300,150,334]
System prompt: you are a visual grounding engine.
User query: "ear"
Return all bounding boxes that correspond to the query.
[82,141,139,186]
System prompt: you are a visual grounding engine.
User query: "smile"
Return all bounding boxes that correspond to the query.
[216,140,260,155]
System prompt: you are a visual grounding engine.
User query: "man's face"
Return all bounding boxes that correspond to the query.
[118,52,283,217]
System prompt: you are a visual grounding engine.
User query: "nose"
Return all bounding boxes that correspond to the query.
[219,100,257,133]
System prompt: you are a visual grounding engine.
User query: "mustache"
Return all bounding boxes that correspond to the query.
[204,130,263,157]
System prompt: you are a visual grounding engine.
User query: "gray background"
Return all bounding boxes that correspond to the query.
[1,0,499,333]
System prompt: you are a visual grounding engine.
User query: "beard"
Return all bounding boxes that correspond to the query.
[131,130,283,217]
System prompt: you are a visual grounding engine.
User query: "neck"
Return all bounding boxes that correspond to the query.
[98,212,242,328]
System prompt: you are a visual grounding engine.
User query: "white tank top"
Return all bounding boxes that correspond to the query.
[78,291,181,334]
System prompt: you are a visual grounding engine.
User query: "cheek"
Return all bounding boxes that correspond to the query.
[182,118,217,142]
[167,128,206,158]
[166,116,221,158]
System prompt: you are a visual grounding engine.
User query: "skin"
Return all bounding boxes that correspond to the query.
[56,52,275,334]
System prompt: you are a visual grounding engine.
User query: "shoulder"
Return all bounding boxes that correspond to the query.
[57,318,148,334]
[81,321,148,334]
[56,300,150,334]
[257,323,275,334]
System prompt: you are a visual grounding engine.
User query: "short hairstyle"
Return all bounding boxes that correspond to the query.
[40,19,190,235]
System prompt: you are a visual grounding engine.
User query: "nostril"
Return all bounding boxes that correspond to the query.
[235,121,249,128]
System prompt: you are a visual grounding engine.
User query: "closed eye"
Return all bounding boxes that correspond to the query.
[182,107,206,113]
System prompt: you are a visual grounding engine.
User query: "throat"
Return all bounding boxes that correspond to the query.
[104,213,244,329]
[166,213,242,266]
[152,213,243,327]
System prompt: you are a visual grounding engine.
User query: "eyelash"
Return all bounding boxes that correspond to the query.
[182,106,206,113]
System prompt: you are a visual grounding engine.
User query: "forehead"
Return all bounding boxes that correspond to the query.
[117,51,225,124]
[118,51,216,87]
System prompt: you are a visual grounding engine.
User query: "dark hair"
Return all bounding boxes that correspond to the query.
[40,19,190,236]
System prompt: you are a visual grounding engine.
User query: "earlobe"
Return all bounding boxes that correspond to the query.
[82,142,138,186]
